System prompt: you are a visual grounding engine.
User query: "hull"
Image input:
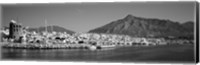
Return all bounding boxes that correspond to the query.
[98,45,116,49]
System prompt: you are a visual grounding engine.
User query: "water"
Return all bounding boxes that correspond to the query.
[1,44,195,63]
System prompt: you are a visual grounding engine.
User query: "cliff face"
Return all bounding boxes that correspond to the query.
[89,14,194,38]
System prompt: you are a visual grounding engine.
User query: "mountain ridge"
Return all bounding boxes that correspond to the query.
[88,14,194,38]
[27,25,75,34]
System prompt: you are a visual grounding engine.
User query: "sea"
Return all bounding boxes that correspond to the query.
[0,44,195,63]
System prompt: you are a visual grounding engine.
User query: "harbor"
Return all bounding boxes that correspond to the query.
[0,3,196,63]
[0,20,194,50]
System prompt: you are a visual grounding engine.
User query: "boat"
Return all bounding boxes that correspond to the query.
[98,45,116,49]
[88,45,97,50]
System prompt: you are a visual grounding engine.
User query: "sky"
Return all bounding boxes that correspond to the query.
[1,2,195,32]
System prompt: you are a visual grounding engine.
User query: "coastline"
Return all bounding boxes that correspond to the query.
[1,41,193,50]
[1,42,92,49]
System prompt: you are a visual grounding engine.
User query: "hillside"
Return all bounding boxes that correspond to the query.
[89,14,194,38]
[27,25,75,34]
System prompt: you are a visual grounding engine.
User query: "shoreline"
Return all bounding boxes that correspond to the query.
[1,42,93,49]
[1,42,120,50]
[1,41,193,50]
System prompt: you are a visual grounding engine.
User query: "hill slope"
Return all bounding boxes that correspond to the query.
[89,14,194,38]
[27,25,75,34]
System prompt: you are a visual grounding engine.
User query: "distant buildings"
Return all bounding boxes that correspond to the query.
[0,20,193,48]
[9,20,24,42]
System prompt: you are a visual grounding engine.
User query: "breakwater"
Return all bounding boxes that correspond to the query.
[2,42,95,49]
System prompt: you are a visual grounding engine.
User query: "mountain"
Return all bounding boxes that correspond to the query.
[88,14,194,38]
[27,25,75,34]
[181,21,194,32]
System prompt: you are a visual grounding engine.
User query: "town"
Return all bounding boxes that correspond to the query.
[0,20,194,50]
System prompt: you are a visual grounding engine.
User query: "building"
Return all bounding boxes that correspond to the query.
[9,20,23,41]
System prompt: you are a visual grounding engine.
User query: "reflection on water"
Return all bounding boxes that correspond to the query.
[1,45,195,62]
[1,47,119,61]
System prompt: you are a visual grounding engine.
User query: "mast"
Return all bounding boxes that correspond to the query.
[51,25,53,33]
[37,27,39,33]
[16,17,18,23]
[45,19,47,33]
